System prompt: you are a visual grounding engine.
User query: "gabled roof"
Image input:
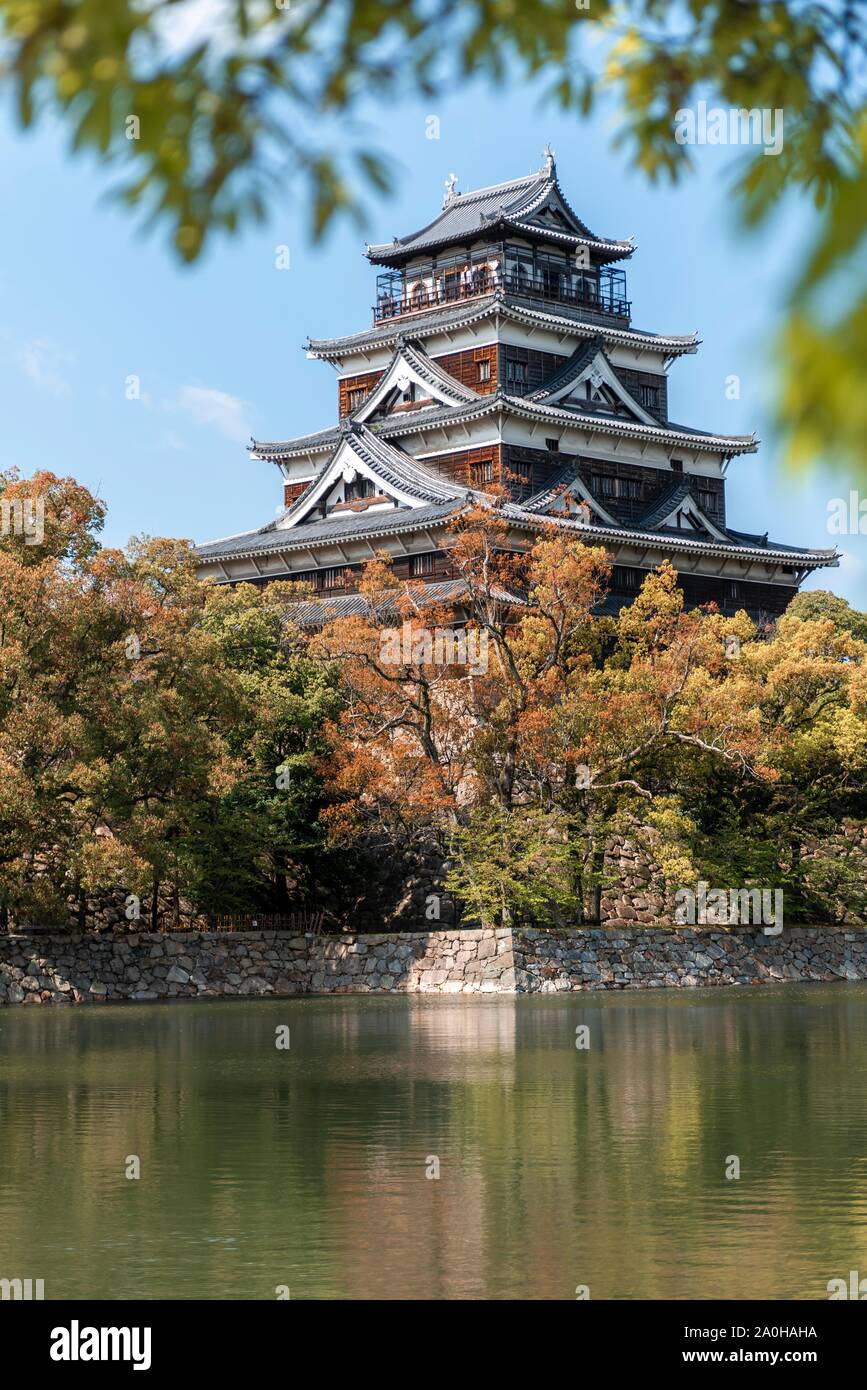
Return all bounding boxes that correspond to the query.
[637,479,693,531]
[354,338,479,424]
[525,338,661,426]
[305,291,698,362]
[522,458,620,527]
[521,469,743,549]
[525,338,601,400]
[639,484,730,542]
[632,481,729,544]
[365,156,633,268]
[254,338,753,464]
[274,420,465,530]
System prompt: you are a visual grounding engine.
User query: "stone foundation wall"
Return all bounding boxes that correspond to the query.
[513,926,867,990]
[2,926,867,1005]
[0,929,515,1005]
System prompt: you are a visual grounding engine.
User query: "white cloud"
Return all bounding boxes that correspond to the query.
[175,385,253,444]
[20,338,72,395]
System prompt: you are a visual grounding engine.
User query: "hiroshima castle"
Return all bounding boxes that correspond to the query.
[196,150,837,617]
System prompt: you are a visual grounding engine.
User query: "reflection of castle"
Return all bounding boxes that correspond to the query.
[197,150,837,620]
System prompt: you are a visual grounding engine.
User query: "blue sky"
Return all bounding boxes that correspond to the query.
[1,52,862,607]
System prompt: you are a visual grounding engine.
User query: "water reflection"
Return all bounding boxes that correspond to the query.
[0,988,865,1299]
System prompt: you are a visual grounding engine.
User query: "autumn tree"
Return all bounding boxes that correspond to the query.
[0,470,339,927]
[315,505,867,927]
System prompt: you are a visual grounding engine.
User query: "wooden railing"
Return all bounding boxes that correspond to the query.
[374,269,631,324]
[207,910,327,933]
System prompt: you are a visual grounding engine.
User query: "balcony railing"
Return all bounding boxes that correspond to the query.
[374,267,631,324]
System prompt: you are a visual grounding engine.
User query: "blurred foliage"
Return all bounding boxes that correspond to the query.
[0,0,864,476]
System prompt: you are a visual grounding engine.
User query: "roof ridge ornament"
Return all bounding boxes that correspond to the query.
[443,172,459,208]
[543,143,556,175]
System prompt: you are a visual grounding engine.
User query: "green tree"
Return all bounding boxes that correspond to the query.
[317,516,867,927]
[0,470,340,927]
[195,581,344,913]
[787,588,867,642]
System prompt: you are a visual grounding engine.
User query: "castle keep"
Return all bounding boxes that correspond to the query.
[196,152,836,617]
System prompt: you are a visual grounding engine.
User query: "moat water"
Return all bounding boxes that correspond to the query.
[1,987,865,1299]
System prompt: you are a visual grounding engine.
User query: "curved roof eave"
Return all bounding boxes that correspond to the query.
[305,295,698,361]
[252,393,755,462]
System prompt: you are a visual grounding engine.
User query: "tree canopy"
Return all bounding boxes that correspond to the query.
[315,503,867,927]
[0,469,341,927]
[1,470,865,929]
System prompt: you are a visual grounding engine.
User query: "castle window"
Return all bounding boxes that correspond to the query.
[344,476,374,502]
[639,384,660,410]
[671,458,683,473]
[545,438,559,453]
[411,553,435,577]
[471,459,494,486]
[591,473,642,501]
[321,567,343,590]
[477,359,491,383]
[592,473,616,498]
[505,360,527,388]
[613,566,641,592]
[347,387,366,412]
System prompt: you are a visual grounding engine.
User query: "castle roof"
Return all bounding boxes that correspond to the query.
[198,464,837,571]
[305,291,697,362]
[281,578,525,630]
[198,156,838,610]
[195,500,463,563]
[274,420,466,530]
[366,157,634,268]
[252,391,756,463]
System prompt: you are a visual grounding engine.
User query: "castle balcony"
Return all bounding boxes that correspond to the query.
[374,244,630,326]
